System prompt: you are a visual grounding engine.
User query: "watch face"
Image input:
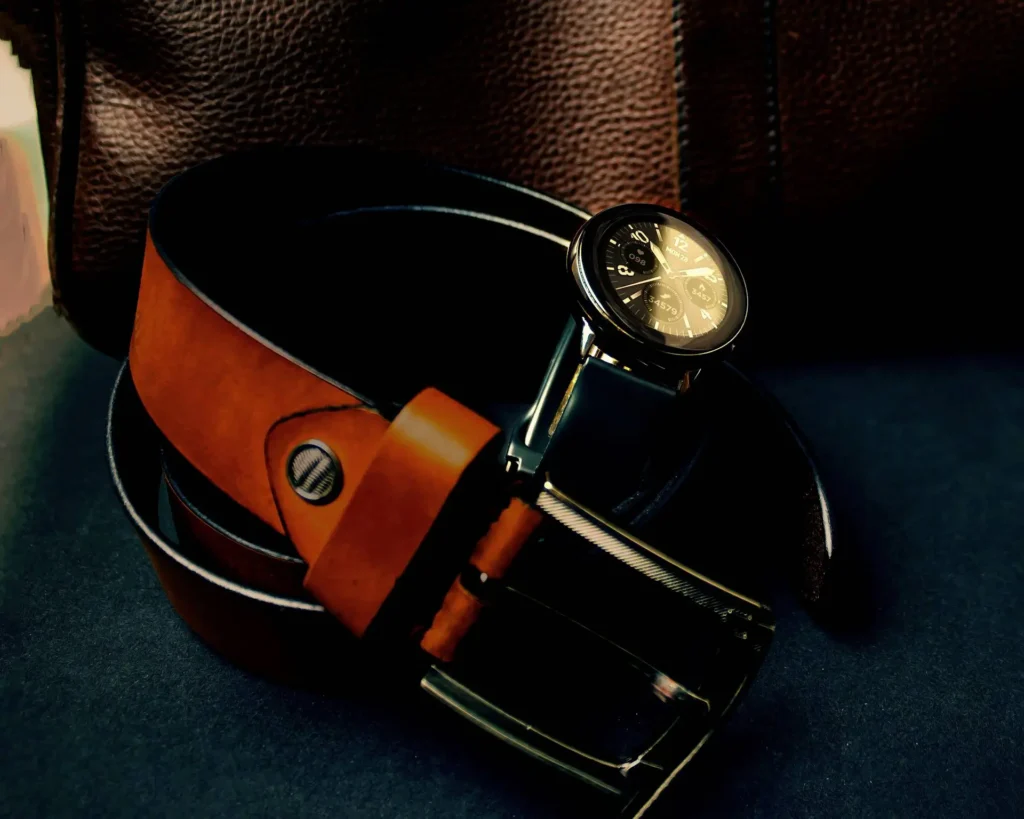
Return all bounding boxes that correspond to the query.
[577,208,747,358]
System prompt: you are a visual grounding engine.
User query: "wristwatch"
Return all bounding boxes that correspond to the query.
[507,203,748,512]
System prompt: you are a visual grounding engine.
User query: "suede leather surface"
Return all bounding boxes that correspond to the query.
[2,311,1022,817]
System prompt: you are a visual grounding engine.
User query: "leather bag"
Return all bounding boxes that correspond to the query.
[2,0,1022,357]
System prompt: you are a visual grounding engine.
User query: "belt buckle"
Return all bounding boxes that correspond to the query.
[420,479,774,816]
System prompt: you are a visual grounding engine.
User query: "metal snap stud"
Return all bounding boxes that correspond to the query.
[286,440,342,504]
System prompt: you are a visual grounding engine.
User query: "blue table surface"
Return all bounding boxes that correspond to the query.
[2,311,1022,818]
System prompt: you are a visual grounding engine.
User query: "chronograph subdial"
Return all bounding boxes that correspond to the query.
[619,241,658,276]
[682,275,721,313]
[679,276,727,337]
[642,282,684,324]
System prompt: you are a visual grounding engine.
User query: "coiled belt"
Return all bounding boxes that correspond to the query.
[109,147,836,816]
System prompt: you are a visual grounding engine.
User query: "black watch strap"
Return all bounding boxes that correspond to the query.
[543,355,681,515]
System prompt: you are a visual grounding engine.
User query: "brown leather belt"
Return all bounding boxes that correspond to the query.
[132,238,508,644]
[109,147,836,816]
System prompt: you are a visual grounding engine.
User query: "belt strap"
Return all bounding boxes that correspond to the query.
[295,389,498,637]
[131,232,501,640]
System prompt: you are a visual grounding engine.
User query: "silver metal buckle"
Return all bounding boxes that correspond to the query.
[421,479,774,816]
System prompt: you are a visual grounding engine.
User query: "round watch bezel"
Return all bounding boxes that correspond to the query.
[569,204,748,369]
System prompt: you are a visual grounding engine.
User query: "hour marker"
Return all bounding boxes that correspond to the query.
[720,301,728,307]
[654,321,660,331]
[607,266,616,271]
[687,330,694,338]
[655,226,663,240]
[629,292,641,302]
[683,315,691,329]
[628,224,634,230]
[622,297,631,304]
[609,239,618,245]
[694,253,708,262]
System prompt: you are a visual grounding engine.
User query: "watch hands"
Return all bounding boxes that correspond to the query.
[672,267,717,279]
[649,243,717,280]
[615,276,661,290]
[649,242,672,272]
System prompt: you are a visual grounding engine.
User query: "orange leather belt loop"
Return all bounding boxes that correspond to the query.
[131,231,504,641]
[421,499,542,661]
[301,388,499,637]
[470,499,543,580]
[419,583,484,662]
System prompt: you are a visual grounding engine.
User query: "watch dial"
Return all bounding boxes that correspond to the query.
[597,214,744,353]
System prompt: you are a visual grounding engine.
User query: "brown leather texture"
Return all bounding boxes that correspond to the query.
[137,529,355,687]
[4,0,1023,355]
[676,0,1024,356]
[3,0,681,355]
[129,234,367,532]
[674,0,780,225]
[775,0,1024,216]
[265,408,390,563]
[671,0,1024,224]
[132,229,506,638]
[165,471,309,599]
[298,388,498,637]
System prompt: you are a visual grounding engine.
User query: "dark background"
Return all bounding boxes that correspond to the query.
[3,310,1021,817]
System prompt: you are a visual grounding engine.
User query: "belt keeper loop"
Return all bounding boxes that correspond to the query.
[419,581,484,662]
[420,499,542,661]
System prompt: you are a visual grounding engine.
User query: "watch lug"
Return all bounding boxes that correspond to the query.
[580,319,596,357]
[506,318,584,478]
